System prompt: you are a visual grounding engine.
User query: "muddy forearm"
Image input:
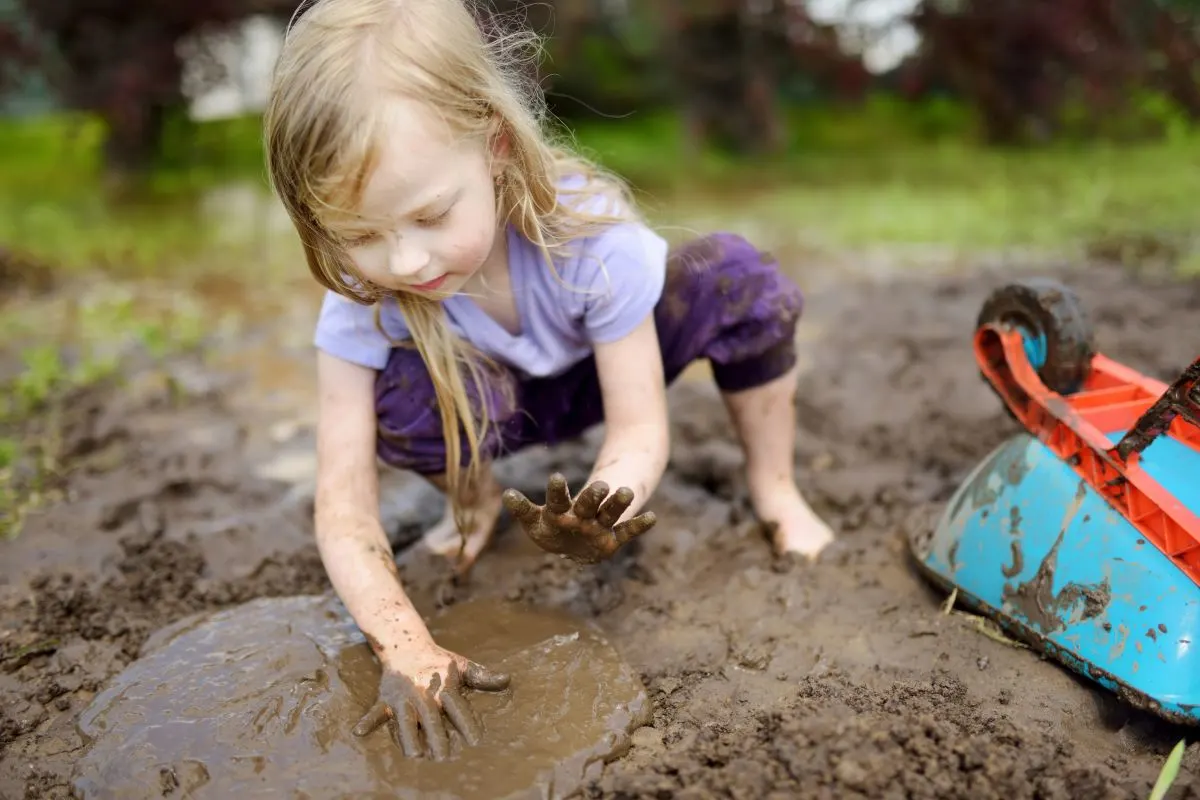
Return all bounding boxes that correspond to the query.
[588,425,669,518]
[314,509,433,652]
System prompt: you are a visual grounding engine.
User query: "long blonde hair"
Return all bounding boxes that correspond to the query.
[264,0,640,539]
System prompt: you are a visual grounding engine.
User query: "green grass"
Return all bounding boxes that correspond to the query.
[0,341,102,539]
[0,283,214,539]
[0,111,282,278]
[3,101,1197,279]
[567,110,1200,260]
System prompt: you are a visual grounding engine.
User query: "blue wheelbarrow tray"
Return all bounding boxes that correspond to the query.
[909,427,1200,725]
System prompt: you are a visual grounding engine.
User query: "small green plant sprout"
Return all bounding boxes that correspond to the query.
[1148,738,1186,800]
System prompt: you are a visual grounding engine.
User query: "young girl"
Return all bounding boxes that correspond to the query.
[265,0,834,761]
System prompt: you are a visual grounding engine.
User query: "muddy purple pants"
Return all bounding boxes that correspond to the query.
[375,233,803,476]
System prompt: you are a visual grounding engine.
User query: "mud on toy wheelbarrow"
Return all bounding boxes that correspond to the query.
[907,277,1200,725]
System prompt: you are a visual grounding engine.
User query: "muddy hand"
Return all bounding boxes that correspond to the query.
[501,473,657,564]
[352,659,510,759]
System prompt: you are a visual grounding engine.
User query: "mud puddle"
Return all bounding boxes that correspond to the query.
[72,597,647,800]
[3,261,1200,798]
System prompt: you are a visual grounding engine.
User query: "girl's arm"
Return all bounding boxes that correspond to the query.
[499,313,665,562]
[314,352,510,757]
[587,314,671,517]
[313,351,433,649]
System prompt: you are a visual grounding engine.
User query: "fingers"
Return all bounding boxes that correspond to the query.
[352,699,392,737]
[446,660,510,745]
[390,704,423,758]
[613,511,657,545]
[356,699,425,758]
[572,481,609,520]
[595,486,634,528]
[545,473,572,514]
[464,660,512,691]
[354,697,427,759]
[501,488,541,528]
[412,688,451,761]
[439,686,483,746]
[357,662,507,760]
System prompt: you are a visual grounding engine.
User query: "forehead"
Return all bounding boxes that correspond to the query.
[357,98,470,215]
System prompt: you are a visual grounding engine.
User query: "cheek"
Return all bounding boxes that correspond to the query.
[350,240,415,290]
[470,223,497,256]
[449,215,498,262]
[349,245,388,280]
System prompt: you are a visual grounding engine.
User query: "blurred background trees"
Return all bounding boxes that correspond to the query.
[2,0,1198,175]
[1,0,299,170]
[905,0,1200,144]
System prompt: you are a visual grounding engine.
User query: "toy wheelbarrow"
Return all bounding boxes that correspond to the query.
[908,278,1200,724]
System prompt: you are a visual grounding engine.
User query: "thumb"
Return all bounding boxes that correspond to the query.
[463,660,511,692]
[501,488,542,529]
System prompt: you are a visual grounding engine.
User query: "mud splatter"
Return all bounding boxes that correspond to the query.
[1002,540,1025,578]
[1002,531,1112,633]
[1001,479,1112,634]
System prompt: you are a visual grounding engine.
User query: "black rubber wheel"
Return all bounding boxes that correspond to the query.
[975,278,1096,395]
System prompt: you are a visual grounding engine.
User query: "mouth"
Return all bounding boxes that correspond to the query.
[409,275,449,291]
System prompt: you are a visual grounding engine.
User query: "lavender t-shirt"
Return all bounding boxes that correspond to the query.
[312,220,669,378]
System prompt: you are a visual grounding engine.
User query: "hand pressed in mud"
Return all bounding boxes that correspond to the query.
[355,642,510,760]
[502,473,657,564]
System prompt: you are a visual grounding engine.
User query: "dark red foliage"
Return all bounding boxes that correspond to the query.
[3,0,300,171]
[2,0,1194,169]
[905,0,1200,143]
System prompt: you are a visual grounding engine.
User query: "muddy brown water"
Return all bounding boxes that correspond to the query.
[3,261,1200,798]
[71,596,648,799]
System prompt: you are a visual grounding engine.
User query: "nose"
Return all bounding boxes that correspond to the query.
[386,234,430,278]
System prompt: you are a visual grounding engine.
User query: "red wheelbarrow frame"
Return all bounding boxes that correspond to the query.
[974,325,1200,585]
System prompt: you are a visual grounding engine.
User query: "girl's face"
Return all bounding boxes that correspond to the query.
[335,97,507,297]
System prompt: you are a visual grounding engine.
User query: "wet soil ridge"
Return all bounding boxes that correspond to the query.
[3,263,1200,798]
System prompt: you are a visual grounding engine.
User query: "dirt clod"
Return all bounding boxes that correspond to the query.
[596,672,1137,800]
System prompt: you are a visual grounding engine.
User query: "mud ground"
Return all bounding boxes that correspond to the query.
[3,261,1200,799]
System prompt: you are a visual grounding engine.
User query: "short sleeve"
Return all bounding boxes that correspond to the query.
[573,223,669,344]
[312,290,394,370]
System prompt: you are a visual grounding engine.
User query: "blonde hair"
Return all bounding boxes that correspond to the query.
[264,0,640,544]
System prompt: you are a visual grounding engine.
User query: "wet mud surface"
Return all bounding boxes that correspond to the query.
[72,597,647,799]
[4,262,1200,798]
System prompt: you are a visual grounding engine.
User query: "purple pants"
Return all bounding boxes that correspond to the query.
[375,233,803,476]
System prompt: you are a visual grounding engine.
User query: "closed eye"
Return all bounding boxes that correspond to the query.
[416,205,453,228]
[341,231,379,247]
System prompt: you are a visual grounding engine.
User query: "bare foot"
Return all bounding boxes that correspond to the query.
[749,478,835,559]
[419,493,504,574]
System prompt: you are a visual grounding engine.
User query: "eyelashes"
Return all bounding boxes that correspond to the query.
[417,207,452,227]
[343,232,380,247]
[339,205,453,248]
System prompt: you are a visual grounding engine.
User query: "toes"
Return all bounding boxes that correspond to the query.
[772,524,836,560]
